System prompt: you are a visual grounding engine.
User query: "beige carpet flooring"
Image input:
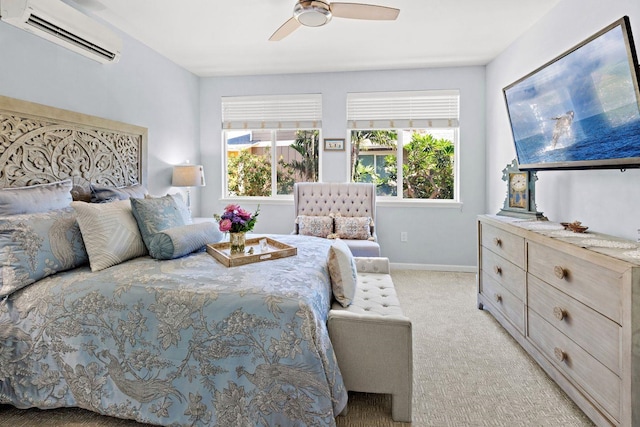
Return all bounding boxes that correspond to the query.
[0,270,594,426]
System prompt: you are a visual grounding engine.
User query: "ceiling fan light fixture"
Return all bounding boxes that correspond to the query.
[293,0,332,27]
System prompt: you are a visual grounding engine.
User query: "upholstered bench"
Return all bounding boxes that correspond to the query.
[328,257,412,422]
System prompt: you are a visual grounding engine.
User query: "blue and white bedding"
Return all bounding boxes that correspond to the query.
[0,234,347,426]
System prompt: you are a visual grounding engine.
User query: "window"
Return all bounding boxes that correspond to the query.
[347,90,459,201]
[222,95,321,197]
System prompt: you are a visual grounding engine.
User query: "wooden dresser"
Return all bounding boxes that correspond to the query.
[477,215,640,427]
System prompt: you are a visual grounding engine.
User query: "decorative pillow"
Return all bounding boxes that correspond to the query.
[0,208,88,296]
[297,215,333,238]
[72,200,147,272]
[334,216,373,240]
[0,179,73,215]
[146,193,192,225]
[90,183,148,203]
[130,195,186,250]
[326,239,358,307]
[148,222,223,260]
[169,192,193,224]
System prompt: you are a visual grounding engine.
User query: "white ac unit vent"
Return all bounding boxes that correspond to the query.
[0,0,122,63]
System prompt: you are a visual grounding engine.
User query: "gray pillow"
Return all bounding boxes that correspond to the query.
[0,180,73,215]
[90,183,147,203]
[148,222,223,260]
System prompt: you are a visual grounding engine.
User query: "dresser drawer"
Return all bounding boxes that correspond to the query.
[527,241,622,323]
[528,274,620,375]
[480,223,524,268]
[481,248,525,300]
[481,272,524,333]
[528,309,620,422]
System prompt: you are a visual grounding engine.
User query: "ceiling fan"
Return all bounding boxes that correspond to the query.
[269,0,400,41]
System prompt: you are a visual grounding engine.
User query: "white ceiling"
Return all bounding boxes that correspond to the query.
[73,0,561,77]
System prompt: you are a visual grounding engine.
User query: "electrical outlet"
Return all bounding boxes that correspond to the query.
[400,231,408,242]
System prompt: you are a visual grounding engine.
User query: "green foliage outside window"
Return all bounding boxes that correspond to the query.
[227,130,319,197]
[227,150,271,197]
[277,130,319,195]
[384,133,454,199]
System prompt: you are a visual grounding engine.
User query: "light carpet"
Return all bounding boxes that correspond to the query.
[0,270,594,426]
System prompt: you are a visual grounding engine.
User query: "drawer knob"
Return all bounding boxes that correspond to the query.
[493,237,502,247]
[554,347,567,362]
[494,293,502,303]
[553,306,567,321]
[493,265,502,275]
[553,265,567,280]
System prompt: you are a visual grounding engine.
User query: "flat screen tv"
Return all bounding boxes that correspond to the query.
[503,16,640,170]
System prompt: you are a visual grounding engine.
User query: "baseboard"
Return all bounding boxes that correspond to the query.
[389,263,476,273]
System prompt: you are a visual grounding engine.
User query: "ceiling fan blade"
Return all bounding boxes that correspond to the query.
[330,3,400,20]
[269,17,302,41]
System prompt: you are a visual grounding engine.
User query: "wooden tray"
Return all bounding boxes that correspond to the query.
[206,237,297,267]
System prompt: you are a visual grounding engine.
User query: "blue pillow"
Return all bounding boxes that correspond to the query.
[90,183,147,203]
[130,195,186,250]
[148,222,223,260]
[145,193,193,225]
[0,208,88,297]
[0,180,73,215]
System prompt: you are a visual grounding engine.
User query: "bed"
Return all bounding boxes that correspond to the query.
[0,95,348,426]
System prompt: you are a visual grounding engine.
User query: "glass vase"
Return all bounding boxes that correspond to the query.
[229,232,246,254]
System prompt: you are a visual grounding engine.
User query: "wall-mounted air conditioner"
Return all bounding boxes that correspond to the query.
[0,0,122,63]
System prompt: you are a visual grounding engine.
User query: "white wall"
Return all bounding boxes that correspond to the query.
[0,13,200,204]
[200,67,486,268]
[486,0,640,240]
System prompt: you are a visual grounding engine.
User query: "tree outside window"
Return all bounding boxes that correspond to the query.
[350,129,456,200]
[225,129,319,197]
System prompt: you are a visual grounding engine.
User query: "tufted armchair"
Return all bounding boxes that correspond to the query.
[293,182,380,257]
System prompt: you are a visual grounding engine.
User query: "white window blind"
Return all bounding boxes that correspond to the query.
[347,90,459,129]
[222,94,322,130]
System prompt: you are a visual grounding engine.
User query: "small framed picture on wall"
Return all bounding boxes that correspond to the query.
[324,138,345,151]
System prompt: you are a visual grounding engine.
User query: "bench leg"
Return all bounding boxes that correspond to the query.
[392,391,412,422]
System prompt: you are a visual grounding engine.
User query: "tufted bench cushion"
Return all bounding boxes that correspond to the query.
[293,182,381,257]
[328,257,412,422]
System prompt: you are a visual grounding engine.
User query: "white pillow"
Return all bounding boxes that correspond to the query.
[327,239,358,307]
[72,200,147,272]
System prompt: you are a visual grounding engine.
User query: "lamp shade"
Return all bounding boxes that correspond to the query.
[172,164,205,187]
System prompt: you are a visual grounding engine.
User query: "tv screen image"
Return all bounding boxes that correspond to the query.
[503,16,640,170]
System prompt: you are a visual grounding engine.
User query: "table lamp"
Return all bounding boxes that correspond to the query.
[172,163,205,211]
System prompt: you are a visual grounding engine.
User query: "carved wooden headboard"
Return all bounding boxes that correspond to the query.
[0,95,147,201]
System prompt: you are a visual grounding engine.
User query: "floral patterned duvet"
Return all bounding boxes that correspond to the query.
[0,234,347,426]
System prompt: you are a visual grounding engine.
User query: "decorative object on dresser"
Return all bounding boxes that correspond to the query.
[171,162,205,211]
[477,215,640,426]
[497,159,546,220]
